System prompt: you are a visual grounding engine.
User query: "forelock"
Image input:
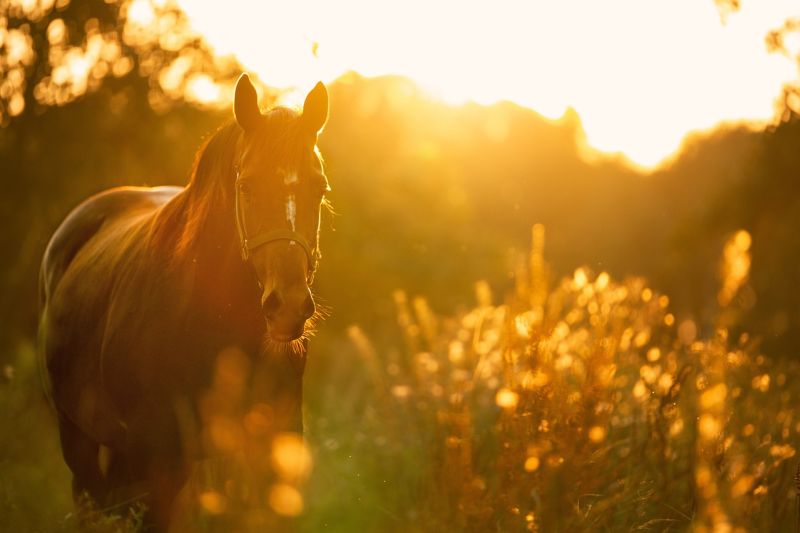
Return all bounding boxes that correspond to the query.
[247,107,306,166]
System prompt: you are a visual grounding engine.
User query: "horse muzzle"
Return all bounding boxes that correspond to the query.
[261,285,315,341]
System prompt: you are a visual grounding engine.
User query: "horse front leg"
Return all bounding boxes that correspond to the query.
[138,463,187,532]
[125,408,190,532]
[56,411,106,508]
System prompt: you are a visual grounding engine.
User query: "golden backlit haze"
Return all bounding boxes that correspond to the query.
[176,0,800,168]
[2,1,800,531]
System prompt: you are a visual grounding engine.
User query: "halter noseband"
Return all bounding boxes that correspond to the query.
[234,165,316,275]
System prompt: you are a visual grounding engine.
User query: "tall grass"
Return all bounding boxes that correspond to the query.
[305,225,799,532]
[2,225,798,531]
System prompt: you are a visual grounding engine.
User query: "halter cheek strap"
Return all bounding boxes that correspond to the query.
[234,167,316,272]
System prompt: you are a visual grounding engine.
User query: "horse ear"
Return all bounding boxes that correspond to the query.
[302,81,328,134]
[234,73,260,132]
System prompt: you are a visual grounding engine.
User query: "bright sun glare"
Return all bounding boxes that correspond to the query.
[176,0,798,170]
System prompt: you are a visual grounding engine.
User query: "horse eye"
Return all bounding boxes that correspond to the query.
[238,182,251,197]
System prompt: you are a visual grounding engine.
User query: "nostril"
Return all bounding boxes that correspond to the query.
[262,290,282,318]
[302,294,316,320]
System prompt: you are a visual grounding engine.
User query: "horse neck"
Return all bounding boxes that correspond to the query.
[156,174,261,327]
[189,185,255,294]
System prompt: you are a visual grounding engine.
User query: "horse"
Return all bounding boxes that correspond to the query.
[37,73,330,530]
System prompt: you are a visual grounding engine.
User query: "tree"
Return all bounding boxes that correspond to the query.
[714,0,800,118]
[0,0,241,125]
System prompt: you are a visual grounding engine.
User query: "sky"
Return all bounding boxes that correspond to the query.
[174,0,799,169]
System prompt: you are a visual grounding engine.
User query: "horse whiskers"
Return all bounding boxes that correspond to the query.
[258,303,330,356]
[261,335,306,356]
[260,325,313,355]
[305,306,331,332]
[312,303,332,321]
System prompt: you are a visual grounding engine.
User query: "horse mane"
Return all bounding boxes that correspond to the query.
[153,107,306,259]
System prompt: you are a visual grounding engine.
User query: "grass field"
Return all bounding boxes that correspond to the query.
[2,226,798,532]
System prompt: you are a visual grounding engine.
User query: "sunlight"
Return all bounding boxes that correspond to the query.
[175,0,798,170]
[185,73,220,104]
[127,0,155,26]
[67,55,90,82]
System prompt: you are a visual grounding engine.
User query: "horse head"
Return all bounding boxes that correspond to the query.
[232,73,329,343]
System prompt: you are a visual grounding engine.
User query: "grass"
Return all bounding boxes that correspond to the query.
[302,225,800,532]
[2,225,798,531]
[0,342,144,532]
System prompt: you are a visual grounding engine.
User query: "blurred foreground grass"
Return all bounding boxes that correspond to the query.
[0,343,146,532]
[304,225,800,532]
[2,225,798,532]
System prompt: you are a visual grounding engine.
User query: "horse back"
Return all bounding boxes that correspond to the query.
[40,186,182,305]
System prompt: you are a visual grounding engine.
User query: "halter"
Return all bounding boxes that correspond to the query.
[234,165,317,276]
